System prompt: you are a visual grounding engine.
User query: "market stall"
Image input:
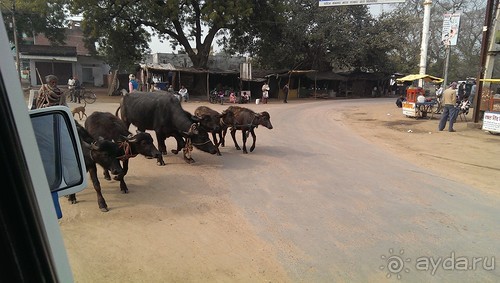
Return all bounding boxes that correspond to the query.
[397,74,443,119]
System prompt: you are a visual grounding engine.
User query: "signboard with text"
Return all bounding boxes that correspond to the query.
[482,111,500,133]
[402,102,416,117]
[319,0,405,6]
[441,13,461,46]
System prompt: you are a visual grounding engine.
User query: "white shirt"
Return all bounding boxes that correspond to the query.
[68,78,75,89]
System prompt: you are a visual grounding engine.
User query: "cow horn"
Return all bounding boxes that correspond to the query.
[90,141,99,150]
[125,134,137,143]
[188,123,199,135]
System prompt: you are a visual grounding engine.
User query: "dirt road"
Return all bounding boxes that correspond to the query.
[58,94,500,282]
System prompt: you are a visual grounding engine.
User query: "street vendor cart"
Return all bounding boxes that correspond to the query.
[397,74,443,119]
[479,78,500,134]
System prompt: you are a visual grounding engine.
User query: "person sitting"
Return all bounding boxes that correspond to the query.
[240,91,250,104]
[229,91,237,103]
[178,85,189,102]
[395,95,406,108]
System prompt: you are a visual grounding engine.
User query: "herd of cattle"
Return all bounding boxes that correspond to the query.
[72,91,273,212]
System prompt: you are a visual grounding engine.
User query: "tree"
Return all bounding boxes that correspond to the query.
[66,0,260,94]
[383,0,486,81]
[1,0,68,45]
[224,0,407,74]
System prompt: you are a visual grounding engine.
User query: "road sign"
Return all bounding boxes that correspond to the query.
[319,0,405,6]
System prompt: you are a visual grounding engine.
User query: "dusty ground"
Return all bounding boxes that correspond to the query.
[47,88,499,282]
[342,100,499,196]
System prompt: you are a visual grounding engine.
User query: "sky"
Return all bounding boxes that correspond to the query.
[148,3,395,54]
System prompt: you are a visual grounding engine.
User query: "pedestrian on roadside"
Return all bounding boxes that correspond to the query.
[283,83,289,103]
[438,82,458,132]
[128,74,139,93]
[179,85,189,102]
[262,82,270,104]
[468,82,477,107]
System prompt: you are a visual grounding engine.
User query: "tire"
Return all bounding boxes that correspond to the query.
[82,90,96,104]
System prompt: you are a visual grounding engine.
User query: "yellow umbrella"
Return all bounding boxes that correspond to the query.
[397,74,444,83]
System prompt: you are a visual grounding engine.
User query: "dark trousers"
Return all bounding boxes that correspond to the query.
[438,105,457,131]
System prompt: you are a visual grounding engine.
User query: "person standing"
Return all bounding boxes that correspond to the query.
[128,74,139,93]
[178,85,189,102]
[36,75,66,108]
[67,76,76,102]
[468,82,477,107]
[438,82,458,132]
[261,82,270,104]
[283,83,289,103]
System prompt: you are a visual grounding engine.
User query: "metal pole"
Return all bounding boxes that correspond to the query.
[473,0,497,123]
[418,0,433,87]
[442,45,451,87]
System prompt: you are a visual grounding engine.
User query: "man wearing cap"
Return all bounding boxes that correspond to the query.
[438,82,458,132]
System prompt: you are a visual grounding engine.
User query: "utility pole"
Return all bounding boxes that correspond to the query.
[11,1,21,82]
[418,0,432,86]
[473,0,497,123]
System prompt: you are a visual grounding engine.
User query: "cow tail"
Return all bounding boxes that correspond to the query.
[115,106,121,117]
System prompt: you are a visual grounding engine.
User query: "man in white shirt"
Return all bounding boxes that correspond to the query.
[178,85,188,102]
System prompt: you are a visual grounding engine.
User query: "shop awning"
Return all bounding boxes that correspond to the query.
[480,78,500,83]
[396,74,443,83]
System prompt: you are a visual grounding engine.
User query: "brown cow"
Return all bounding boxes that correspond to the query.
[224,106,273,154]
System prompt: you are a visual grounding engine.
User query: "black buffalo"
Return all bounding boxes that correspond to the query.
[194,105,236,156]
[116,91,217,163]
[85,111,163,194]
[224,106,273,154]
[69,122,124,212]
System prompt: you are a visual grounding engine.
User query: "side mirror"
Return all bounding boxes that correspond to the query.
[30,106,87,218]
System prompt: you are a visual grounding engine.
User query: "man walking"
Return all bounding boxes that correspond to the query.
[438,82,458,132]
[283,83,289,103]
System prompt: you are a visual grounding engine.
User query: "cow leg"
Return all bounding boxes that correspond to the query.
[67,193,77,204]
[172,134,185,154]
[249,128,257,152]
[241,130,248,154]
[88,165,109,212]
[156,155,166,166]
[155,131,168,155]
[220,128,227,147]
[103,169,111,181]
[115,159,129,193]
[182,140,195,163]
[230,128,241,150]
[212,132,221,156]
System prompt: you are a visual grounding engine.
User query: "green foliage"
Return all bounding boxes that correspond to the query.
[66,0,255,70]
[1,0,67,45]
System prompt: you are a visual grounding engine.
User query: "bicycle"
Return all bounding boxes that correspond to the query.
[80,87,97,104]
[67,87,97,104]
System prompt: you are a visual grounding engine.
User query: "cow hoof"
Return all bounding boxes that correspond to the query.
[113,176,120,181]
[104,175,111,181]
[171,149,179,154]
[250,147,255,152]
[100,207,109,212]
[217,152,222,156]
[235,147,241,150]
[157,161,166,166]
[121,189,129,194]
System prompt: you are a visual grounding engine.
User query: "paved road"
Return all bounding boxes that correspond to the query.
[63,98,500,282]
[216,99,500,281]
